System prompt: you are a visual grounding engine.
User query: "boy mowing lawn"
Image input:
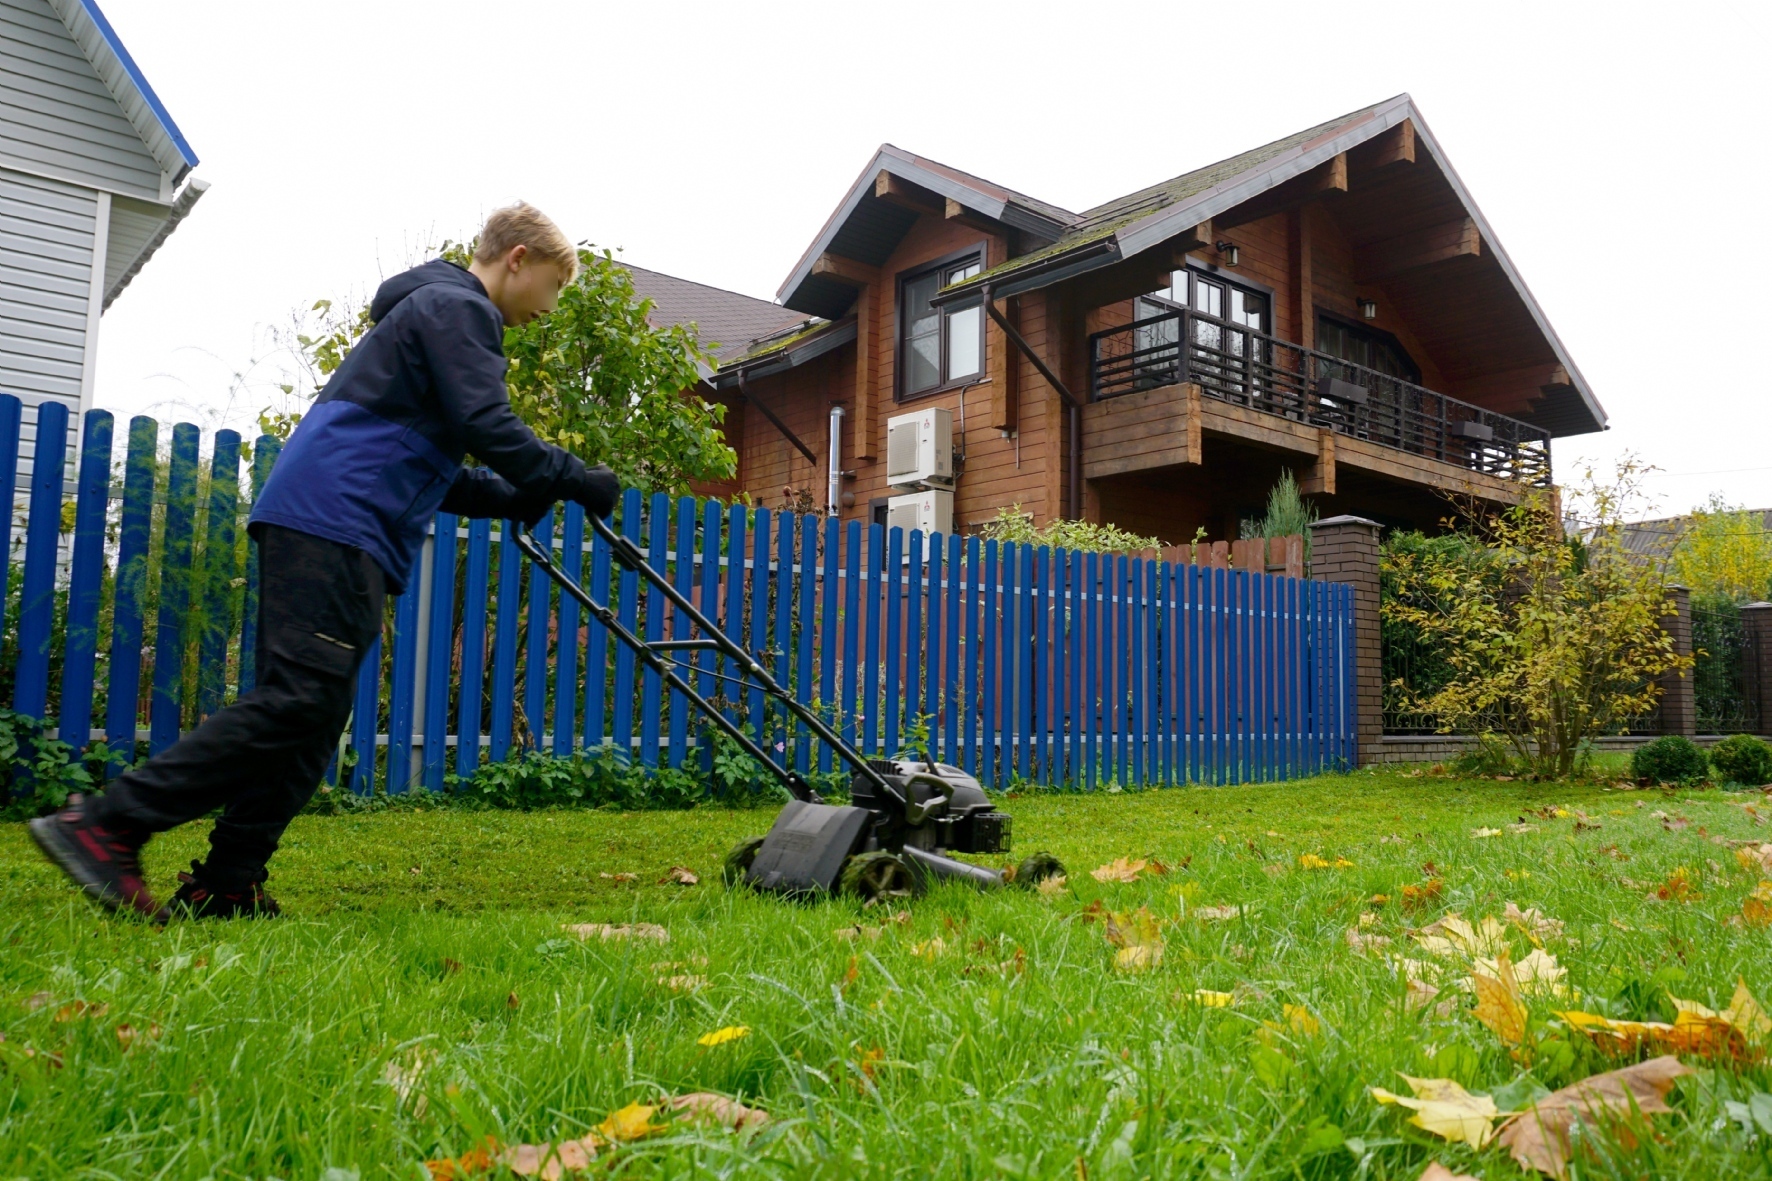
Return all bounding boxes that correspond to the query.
[30,203,619,921]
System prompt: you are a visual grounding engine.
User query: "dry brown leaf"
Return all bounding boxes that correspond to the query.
[662,866,699,886]
[1506,823,1539,835]
[1091,857,1148,883]
[1497,1055,1692,1177]
[1474,949,1568,998]
[1560,979,1767,1062]
[1417,1163,1480,1181]
[54,1000,108,1022]
[1402,879,1444,910]
[666,1091,770,1129]
[1655,867,1696,902]
[563,923,668,943]
[1035,874,1069,897]
[1406,978,1442,1011]
[1738,844,1772,875]
[1470,953,1529,1046]
[1370,1074,1505,1147]
[657,975,706,992]
[1103,907,1164,972]
[443,1095,757,1181]
[1415,913,1508,959]
[1503,902,1565,943]
[441,958,464,976]
[1345,927,1391,954]
[113,1022,161,1050]
[1744,881,1772,927]
[599,872,639,883]
[506,992,521,1010]
[1193,903,1242,922]
[21,991,53,1012]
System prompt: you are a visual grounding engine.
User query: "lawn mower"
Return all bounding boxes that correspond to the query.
[512,517,1064,903]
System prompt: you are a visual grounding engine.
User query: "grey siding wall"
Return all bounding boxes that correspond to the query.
[0,0,163,200]
[0,165,94,457]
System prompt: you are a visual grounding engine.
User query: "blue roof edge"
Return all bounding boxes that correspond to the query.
[76,0,198,170]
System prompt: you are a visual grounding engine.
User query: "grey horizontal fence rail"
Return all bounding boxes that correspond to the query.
[0,396,1358,796]
[1088,307,1552,488]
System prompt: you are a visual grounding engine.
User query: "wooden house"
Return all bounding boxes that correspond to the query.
[1,0,205,428]
[658,95,1603,543]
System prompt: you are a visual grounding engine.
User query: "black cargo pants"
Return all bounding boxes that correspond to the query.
[90,524,386,887]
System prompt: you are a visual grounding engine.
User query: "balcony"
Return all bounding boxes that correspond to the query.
[1087,308,1551,490]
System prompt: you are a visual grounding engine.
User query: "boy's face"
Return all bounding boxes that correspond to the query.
[479,245,570,326]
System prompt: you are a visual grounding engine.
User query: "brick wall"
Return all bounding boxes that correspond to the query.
[1307,514,1382,763]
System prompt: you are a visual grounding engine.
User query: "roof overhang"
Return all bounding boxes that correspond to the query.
[932,95,1607,438]
[49,0,199,186]
[103,177,207,310]
[777,145,1075,319]
[710,318,857,389]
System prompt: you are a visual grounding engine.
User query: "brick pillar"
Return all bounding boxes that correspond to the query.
[1656,585,1695,737]
[1308,515,1382,764]
[1741,602,1772,735]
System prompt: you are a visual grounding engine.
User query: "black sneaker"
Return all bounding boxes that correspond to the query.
[27,794,166,921]
[168,863,282,919]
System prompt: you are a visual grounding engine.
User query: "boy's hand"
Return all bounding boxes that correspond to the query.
[573,465,621,519]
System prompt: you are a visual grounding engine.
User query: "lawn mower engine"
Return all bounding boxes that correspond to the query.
[726,754,1064,901]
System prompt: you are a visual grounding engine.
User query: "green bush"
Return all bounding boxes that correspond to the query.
[1710,733,1772,786]
[1630,735,1710,786]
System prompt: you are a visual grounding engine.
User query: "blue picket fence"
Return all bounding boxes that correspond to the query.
[0,397,1356,793]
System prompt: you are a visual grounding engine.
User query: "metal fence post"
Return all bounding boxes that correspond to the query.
[1741,602,1772,736]
[1656,585,1696,738]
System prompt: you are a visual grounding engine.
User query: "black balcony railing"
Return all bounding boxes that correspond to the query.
[1088,308,1552,488]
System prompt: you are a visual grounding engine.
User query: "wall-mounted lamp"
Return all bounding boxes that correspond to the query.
[1214,240,1240,267]
[1357,297,1378,320]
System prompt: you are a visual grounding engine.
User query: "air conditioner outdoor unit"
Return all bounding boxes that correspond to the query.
[886,489,953,537]
[885,407,954,490]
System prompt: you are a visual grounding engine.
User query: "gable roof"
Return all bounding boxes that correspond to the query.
[776,144,1079,321]
[622,261,814,365]
[47,0,198,185]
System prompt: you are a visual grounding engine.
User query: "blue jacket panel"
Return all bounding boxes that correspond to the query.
[250,260,586,591]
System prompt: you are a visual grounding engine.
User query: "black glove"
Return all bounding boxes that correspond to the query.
[573,464,621,519]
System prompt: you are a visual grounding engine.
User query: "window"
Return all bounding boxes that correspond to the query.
[1135,268,1270,395]
[899,253,983,397]
[1315,316,1418,382]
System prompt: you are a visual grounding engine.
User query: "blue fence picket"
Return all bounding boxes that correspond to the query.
[583,517,614,752]
[841,520,861,754]
[553,505,584,757]
[59,410,112,748]
[386,579,421,793]
[883,524,902,756]
[794,513,817,773]
[862,523,882,755]
[105,416,157,768]
[195,430,241,721]
[489,523,522,763]
[772,510,794,758]
[943,534,962,767]
[818,515,840,775]
[146,423,199,755]
[638,495,669,766]
[903,529,922,756]
[962,536,980,776]
[458,518,492,776]
[745,507,770,746]
[611,492,643,760]
[667,498,694,768]
[722,503,747,744]
[922,533,942,762]
[524,509,555,752]
[350,637,381,792]
[980,539,997,783]
[695,501,722,769]
[239,434,279,693]
[423,514,457,789]
[0,396,19,649]
[15,401,69,721]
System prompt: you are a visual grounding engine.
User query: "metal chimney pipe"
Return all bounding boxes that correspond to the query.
[827,404,845,514]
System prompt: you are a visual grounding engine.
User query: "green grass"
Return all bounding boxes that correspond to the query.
[4,769,1771,1179]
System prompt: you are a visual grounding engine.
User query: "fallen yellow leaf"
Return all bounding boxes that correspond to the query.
[1503,902,1564,943]
[1104,907,1164,972]
[1091,857,1148,883]
[563,923,668,943]
[1416,1163,1480,1181]
[1738,844,1772,875]
[1744,880,1772,928]
[1192,904,1242,922]
[1283,1003,1320,1036]
[1471,953,1529,1046]
[909,938,947,961]
[1656,867,1696,902]
[1190,989,1235,1007]
[1471,827,1502,839]
[1035,874,1069,897]
[697,1026,750,1047]
[1474,948,1567,998]
[1371,1075,1506,1147]
[598,1101,666,1142]
[1415,913,1508,959]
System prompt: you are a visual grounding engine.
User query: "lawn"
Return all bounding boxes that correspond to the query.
[3,769,1771,1179]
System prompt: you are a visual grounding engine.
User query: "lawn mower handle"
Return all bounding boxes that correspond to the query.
[510,515,902,809]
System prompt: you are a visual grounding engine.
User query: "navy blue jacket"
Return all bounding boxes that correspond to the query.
[250,260,590,591]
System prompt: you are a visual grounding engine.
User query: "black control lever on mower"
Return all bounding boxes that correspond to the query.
[510,515,906,811]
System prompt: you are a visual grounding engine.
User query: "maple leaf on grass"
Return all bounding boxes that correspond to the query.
[1103,907,1164,972]
[1559,978,1769,1061]
[1415,913,1510,960]
[1470,952,1530,1047]
[562,923,668,942]
[1503,901,1564,943]
[1497,1055,1692,1177]
[1416,1164,1480,1181]
[1091,857,1148,883]
[1474,948,1568,998]
[1370,1074,1507,1147]
[1743,880,1772,927]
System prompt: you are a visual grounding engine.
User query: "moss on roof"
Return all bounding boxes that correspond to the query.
[940,101,1388,295]
[719,317,835,368]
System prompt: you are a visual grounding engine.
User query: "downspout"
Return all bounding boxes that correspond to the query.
[981,283,1084,521]
[826,404,844,514]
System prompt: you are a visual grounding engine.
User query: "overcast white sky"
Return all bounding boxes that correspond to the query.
[90,0,1770,516]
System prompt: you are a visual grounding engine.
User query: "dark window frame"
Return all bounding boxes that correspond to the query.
[1136,263,1274,327]
[894,243,988,402]
[1314,312,1420,383]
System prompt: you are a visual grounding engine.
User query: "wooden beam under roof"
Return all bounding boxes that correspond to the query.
[1354,217,1480,282]
[1312,153,1348,194]
[874,170,943,215]
[944,196,1000,233]
[1217,155,1349,229]
[812,252,879,288]
[1370,119,1416,168]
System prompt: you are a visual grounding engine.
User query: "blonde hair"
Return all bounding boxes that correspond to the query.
[474,202,579,281]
